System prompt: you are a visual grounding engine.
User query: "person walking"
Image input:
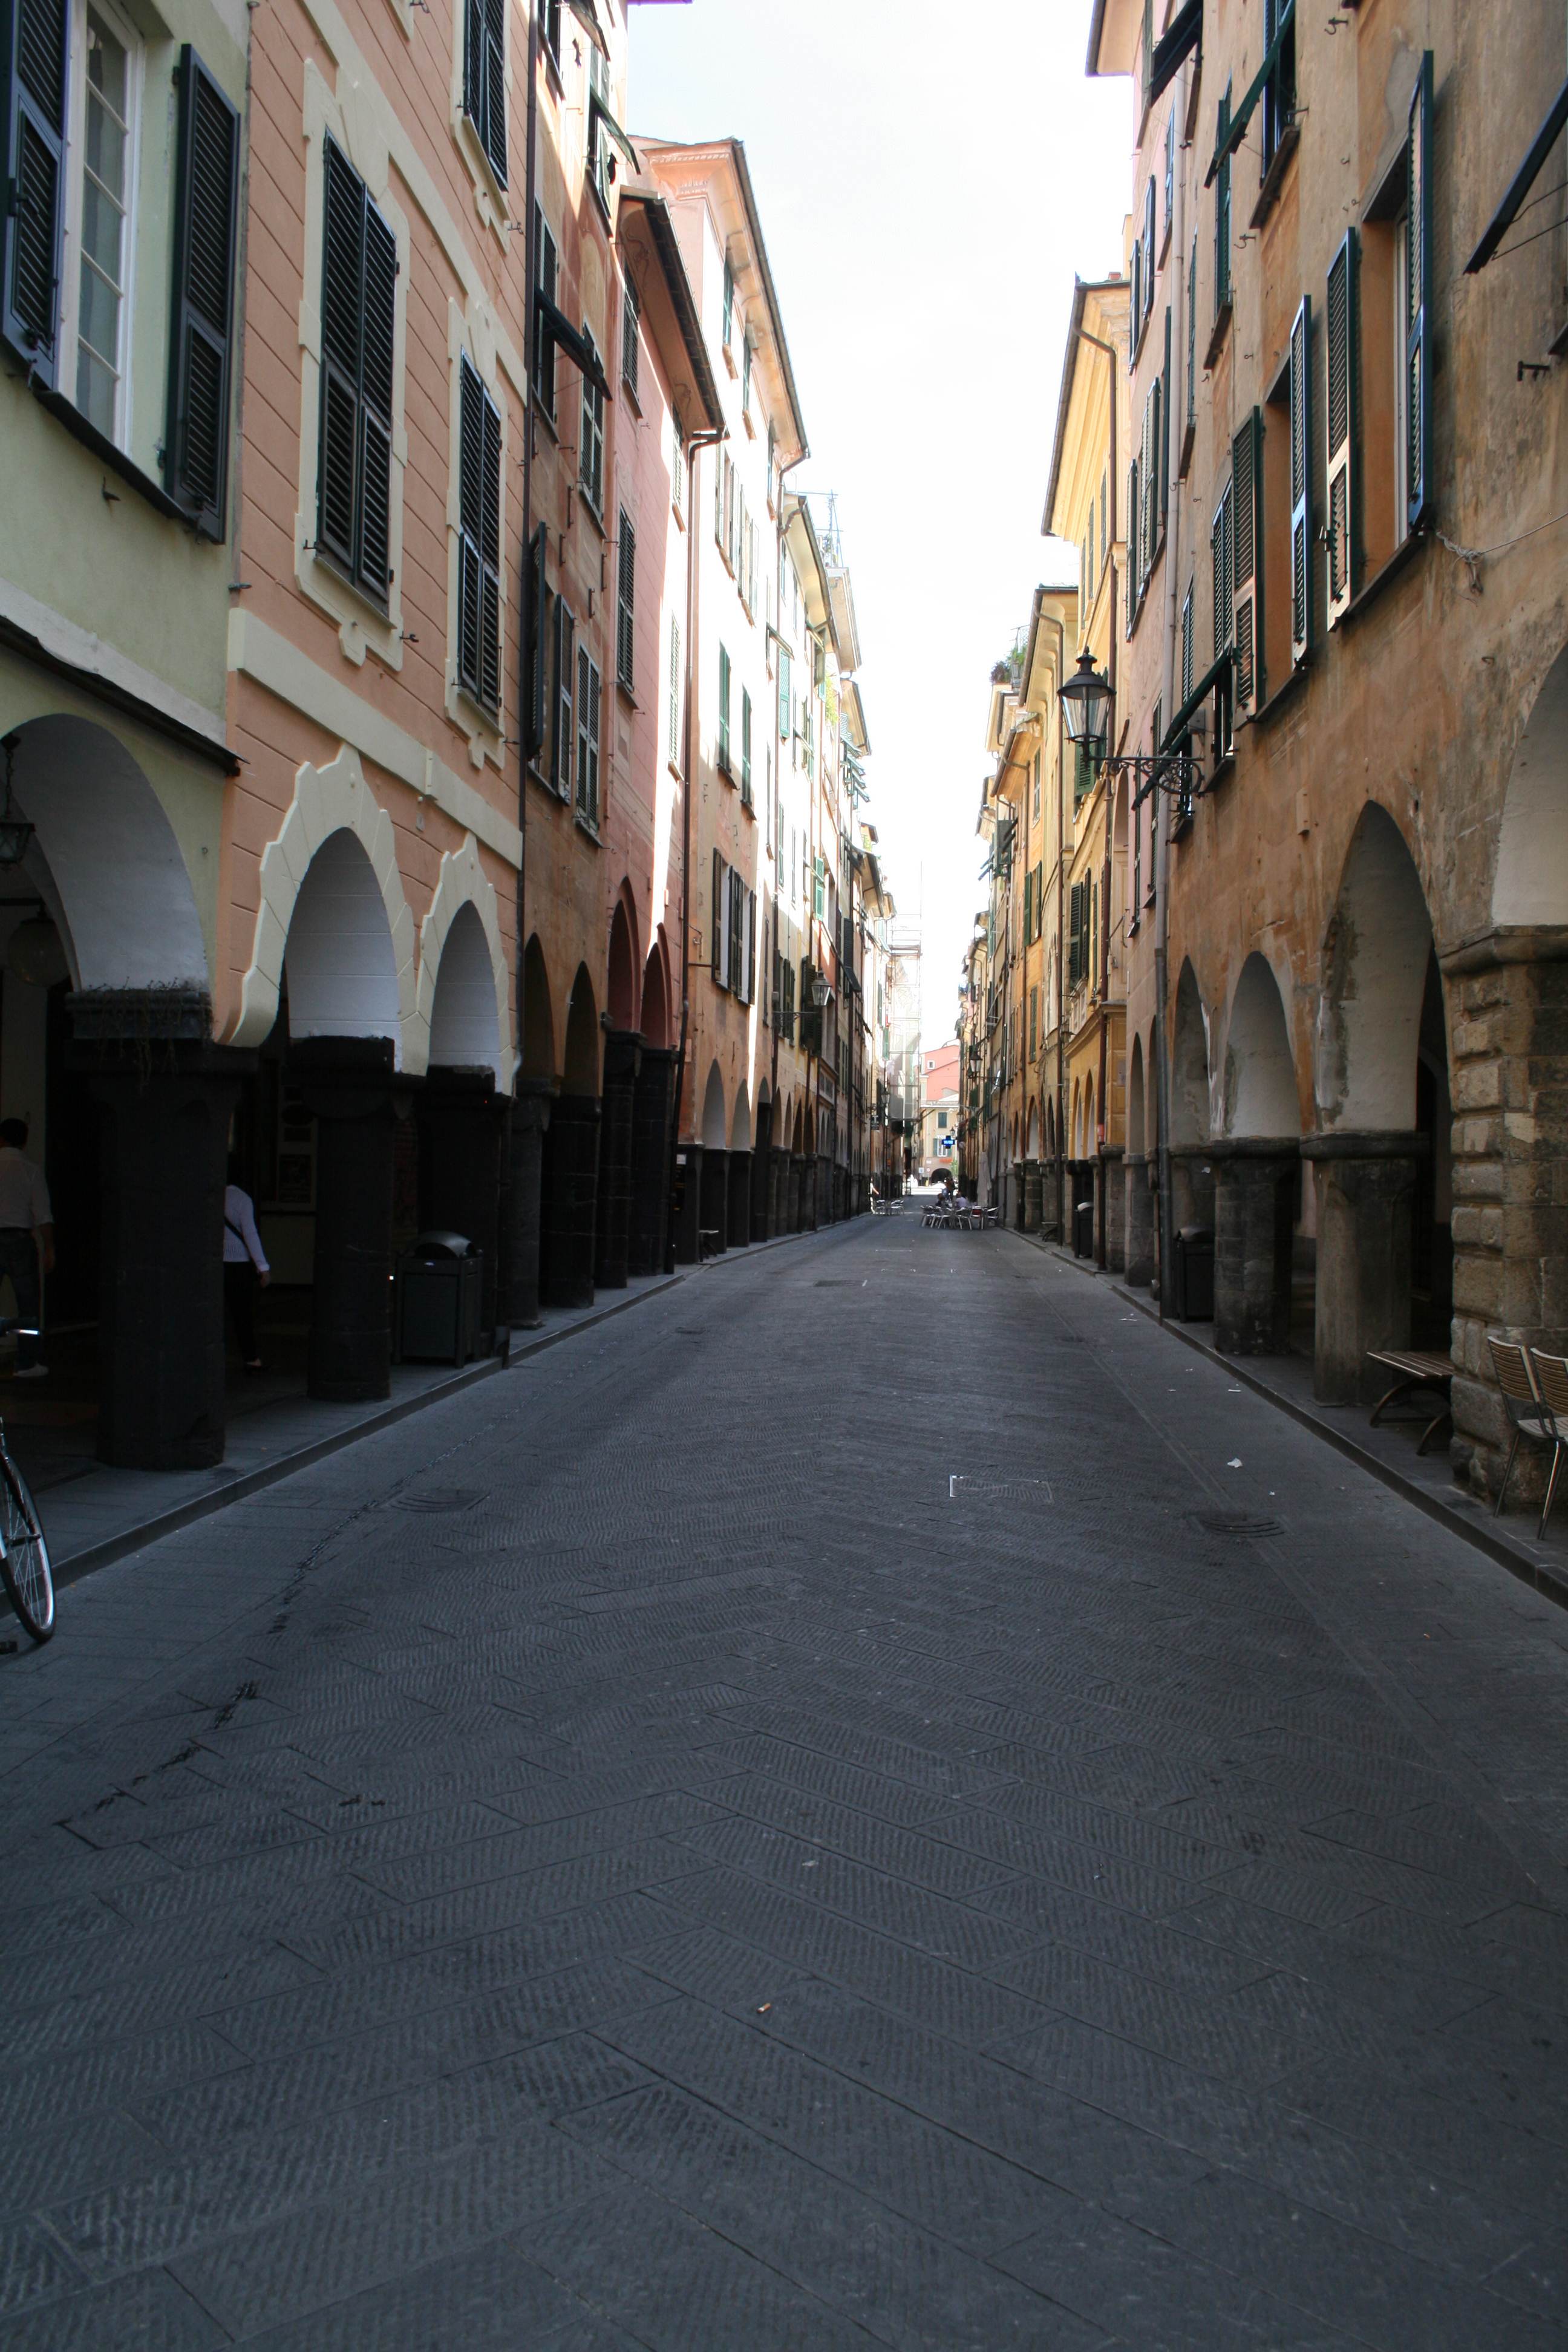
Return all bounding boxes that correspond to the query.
[223,1172,270,1373]
[0,1117,53,1380]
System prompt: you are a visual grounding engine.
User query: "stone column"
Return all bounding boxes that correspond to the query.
[1022,1159,1042,1232]
[593,1031,639,1292]
[1212,1140,1298,1355]
[1302,1131,1423,1402]
[1102,1143,1126,1270]
[699,1147,728,1252]
[1123,1153,1155,1286]
[627,1046,675,1278]
[1446,946,1568,1500]
[788,1153,804,1232]
[750,1127,771,1240]
[671,1143,702,1265]
[1169,1144,1217,1234]
[423,1066,503,1338]
[497,1083,550,1328]
[292,1037,400,1403]
[727,1151,752,1247]
[76,1016,247,1469]
[540,1093,601,1308]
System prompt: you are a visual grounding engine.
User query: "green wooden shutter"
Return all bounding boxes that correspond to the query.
[318,141,364,577]
[482,0,506,185]
[479,377,501,709]
[616,514,635,690]
[1232,408,1263,715]
[746,888,757,1005]
[1,0,67,380]
[166,48,240,537]
[741,687,752,800]
[1181,583,1194,707]
[551,598,573,794]
[358,203,396,598]
[668,615,680,766]
[717,643,730,771]
[711,849,723,984]
[1325,228,1361,624]
[526,522,548,759]
[1126,457,1138,635]
[1289,295,1312,666]
[1214,85,1232,312]
[1405,52,1432,530]
[577,650,599,823]
[1143,176,1156,334]
[1186,237,1197,433]
[777,645,791,739]
[1161,305,1172,531]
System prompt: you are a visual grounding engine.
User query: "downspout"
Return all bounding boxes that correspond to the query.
[1075,321,1120,1270]
[1153,64,1192,1322]
[516,0,539,1088]
[665,425,726,1269]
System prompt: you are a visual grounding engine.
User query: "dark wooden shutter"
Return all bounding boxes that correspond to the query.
[463,0,483,137]
[1325,228,1360,624]
[1289,295,1312,667]
[1125,458,1138,635]
[616,515,635,690]
[1405,52,1432,530]
[741,688,752,800]
[1,0,67,379]
[711,850,724,984]
[480,382,500,711]
[1232,408,1263,715]
[1143,176,1156,332]
[166,47,240,535]
[1211,482,1232,662]
[358,204,396,596]
[746,889,756,1006]
[1214,85,1232,310]
[457,359,482,699]
[717,643,730,770]
[482,0,506,186]
[1186,237,1197,433]
[552,597,573,794]
[318,141,364,575]
[525,522,548,759]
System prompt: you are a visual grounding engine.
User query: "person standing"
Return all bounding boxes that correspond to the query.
[0,1117,53,1380]
[223,1173,270,1373]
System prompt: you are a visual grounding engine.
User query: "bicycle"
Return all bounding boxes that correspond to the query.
[0,1325,53,1644]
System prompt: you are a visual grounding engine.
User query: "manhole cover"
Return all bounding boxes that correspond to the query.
[814,1281,846,1289]
[393,1488,487,1515]
[1191,1509,1284,1538]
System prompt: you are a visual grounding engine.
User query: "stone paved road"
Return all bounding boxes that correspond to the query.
[2,1217,1566,2350]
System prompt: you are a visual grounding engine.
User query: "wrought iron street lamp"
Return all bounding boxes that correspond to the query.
[1058,650,1113,757]
[810,972,831,1010]
[1056,652,1204,808]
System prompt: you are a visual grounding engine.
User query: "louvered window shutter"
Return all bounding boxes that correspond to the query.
[166,48,239,535]
[1289,295,1312,666]
[1125,458,1138,635]
[480,385,500,710]
[746,889,757,1005]
[457,361,482,700]
[668,617,680,766]
[576,649,600,824]
[1211,492,1228,661]
[318,142,364,577]
[1186,237,1197,432]
[464,0,505,186]
[1164,108,1174,234]
[532,207,556,414]
[712,850,724,984]
[717,643,731,771]
[1181,584,1194,707]
[1232,408,1263,715]
[358,206,396,597]
[741,688,752,801]
[777,646,791,740]
[1405,52,1432,530]
[1215,87,1232,312]
[1,0,67,379]
[1129,237,1142,354]
[526,523,548,759]
[1161,305,1172,532]
[729,869,744,996]
[1325,229,1360,624]
[616,514,635,691]
[1143,177,1156,332]
[552,598,573,795]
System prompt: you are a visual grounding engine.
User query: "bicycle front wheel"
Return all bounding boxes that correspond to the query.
[0,1454,53,1644]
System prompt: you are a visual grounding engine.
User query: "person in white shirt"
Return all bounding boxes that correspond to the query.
[0,1118,53,1379]
[223,1172,270,1373]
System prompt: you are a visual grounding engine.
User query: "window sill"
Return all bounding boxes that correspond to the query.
[532,392,560,442]
[311,544,391,627]
[1335,528,1428,633]
[1250,120,1300,232]
[1204,298,1233,371]
[577,486,606,534]
[454,680,500,734]
[1205,749,1235,793]
[621,374,641,417]
[742,408,756,439]
[616,679,638,711]
[667,759,683,782]
[722,342,737,378]
[671,501,685,532]
[30,382,203,534]
[1247,658,1310,733]
[539,39,564,99]
[1179,415,1195,482]
[574,810,601,843]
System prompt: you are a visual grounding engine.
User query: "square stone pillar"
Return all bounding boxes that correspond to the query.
[726,1151,752,1247]
[594,1031,639,1292]
[497,1083,550,1328]
[1302,1132,1423,1402]
[1102,1143,1125,1270]
[539,1093,601,1309]
[1123,1153,1155,1286]
[292,1038,402,1404]
[423,1066,503,1337]
[670,1143,702,1264]
[699,1148,728,1252]
[627,1047,675,1278]
[1212,1141,1298,1355]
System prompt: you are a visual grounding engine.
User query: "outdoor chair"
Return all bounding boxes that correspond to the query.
[1526,1347,1568,1538]
[1487,1336,1560,1533]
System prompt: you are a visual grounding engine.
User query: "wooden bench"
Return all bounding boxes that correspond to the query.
[1366,1348,1454,1455]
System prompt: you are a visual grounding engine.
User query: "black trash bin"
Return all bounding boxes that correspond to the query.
[1172,1224,1215,1321]
[1074,1197,1094,1258]
[396,1231,482,1365]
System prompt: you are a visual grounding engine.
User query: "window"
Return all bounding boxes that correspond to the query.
[587,39,613,212]
[1028,990,1037,1063]
[616,511,635,691]
[721,251,734,350]
[777,644,792,743]
[1125,452,1138,635]
[1261,0,1296,176]
[538,0,560,65]
[813,854,826,922]
[532,205,557,417]
[741,333,751,420]
[717,642,731,773]
[1186,236,1197,437]
[1099,474,1107,569]
[318,139,397,604]
[69,2,137,439]
[1325,229,1359,623]
[166,44,239,533]
[1288,298,1312,667]
[550,595,573,796]
[456,356,501,714]
[1211,474,1233,665]
[1403,57,1432,534]
[1214,83,1232,317]
[1230,406,1262,716]
[1180,581,1194,707]
[1163,106,1175,238]
[741,687,753,805]
[620,275,639,400]
[579,328,604,511]
[462,0,506,189]
[667,615,681,768]
[575,648,601,826]
[670,411,684,515]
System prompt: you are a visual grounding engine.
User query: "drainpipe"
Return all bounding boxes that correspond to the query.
[665,426,726,1268]
[1152,64,1192,1323]
[1074,321,1119,1267]
[1050,612,1067,1243]
[516,0,539,1082]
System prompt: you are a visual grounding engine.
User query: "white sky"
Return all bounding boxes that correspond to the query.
[628,0,1131,1048]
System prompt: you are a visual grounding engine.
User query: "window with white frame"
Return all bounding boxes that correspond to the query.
[576,647,601,827]
[579,326,604,511]
[64,0,140,443]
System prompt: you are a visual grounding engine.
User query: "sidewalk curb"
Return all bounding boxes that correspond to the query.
[1022,1230,1568,1613]
[54,1217,856,1589]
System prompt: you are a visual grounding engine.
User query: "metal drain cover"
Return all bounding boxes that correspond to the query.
[1191,1509,1284,1538]
[393,1488,487,1515]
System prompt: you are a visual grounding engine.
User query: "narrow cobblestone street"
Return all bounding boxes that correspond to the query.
[2,1219,1566,2350]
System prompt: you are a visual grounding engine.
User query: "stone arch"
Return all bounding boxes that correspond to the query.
[789,1099,803,1152]
[563,964,600,1096]
[701,1061,727,1148]
[1128,1034,1146,1155]
[731,1079,752,1149]
[1,714,209,993]
[1494,642,1568,924]
[607,889,639,1031]
[1223,953,1301,1138]
[1172,959,1210,1144]
[283,831,402,1049]
[640,933,673,1047]
[232,746,415,1053]
[1316,803,1434,1131]
[1025,1100,1039,1158]
[1084,1073,1096,1152]
[414,834,509,1080]
[520,935,554,1080]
